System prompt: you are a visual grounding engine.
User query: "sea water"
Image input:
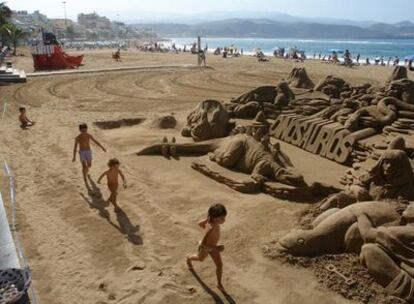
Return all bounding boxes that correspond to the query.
[169,37,414,60]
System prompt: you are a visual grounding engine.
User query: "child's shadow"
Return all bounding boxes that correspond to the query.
[189,269,237,304]
[115,207,143,245]
[80,176,142,246]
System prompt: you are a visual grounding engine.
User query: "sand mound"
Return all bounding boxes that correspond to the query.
[148,115,177,129]
[94,118,145,129]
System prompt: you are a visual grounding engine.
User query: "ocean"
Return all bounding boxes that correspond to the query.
[169,37,414,60]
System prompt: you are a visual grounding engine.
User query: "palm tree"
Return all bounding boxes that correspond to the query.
[0,2,11,47]
[1,23,27,55]
[0,2,11,25]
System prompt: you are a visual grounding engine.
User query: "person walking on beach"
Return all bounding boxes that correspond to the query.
[186,203,227,292]
[73,123,106,180]
[98,158,127,212]
[199,49,206,67]
[394,56,400,66]
[356,54,360,64]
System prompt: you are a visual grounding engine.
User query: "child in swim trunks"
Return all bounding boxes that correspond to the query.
[97,158,127,212]
[186,203,227,292]
[18,107,35,130]
[73,123,106,179]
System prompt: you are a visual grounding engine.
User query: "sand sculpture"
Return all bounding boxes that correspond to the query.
[181,99,232,141]
[263,67,414,164]
[227,82,295,119]
[320,149,414,211]
[387,66,408,84]
[276,201,401,256]
[278,202,414,303]
[359,203,414,303]
[287,67,314,89]
[137,127,319,198]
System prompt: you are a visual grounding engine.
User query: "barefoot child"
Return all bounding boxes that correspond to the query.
[18,107,35,129]
[97,158,127,212]
[73,123,106,179]
[186,203,227,292]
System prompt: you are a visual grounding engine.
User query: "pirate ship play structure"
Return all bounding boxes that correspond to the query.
[30,32,83,71]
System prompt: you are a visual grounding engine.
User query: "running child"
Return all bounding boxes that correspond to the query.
[97,158,127,212]
[73,123,106,179]
[186,203,227,292]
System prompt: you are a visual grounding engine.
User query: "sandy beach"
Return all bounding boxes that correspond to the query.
[1,49,413,304]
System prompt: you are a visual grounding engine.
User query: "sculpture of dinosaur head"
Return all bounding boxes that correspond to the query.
[182,100,232,142]
[277,229,327,256]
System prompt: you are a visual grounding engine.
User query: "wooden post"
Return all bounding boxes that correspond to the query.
[197,36,201,67]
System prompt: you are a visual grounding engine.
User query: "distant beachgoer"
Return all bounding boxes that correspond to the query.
[241,48,243,55]
[98,158,127,212]
[318,53,321,60]
[186,203,227,292]
[366,58,371,65]
[18,107,35,130]
[387,57,392,66]
[394,56,400,66]
[200,50,206,67]
[344,49,352,66]
[380,56,385,66]
[356,54,360,63]
[409,60,414,71]
[73,123,106,180]
[405,59,409,65]
[375,56,380,65]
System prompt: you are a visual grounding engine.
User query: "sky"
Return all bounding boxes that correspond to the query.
[7,0,414,23]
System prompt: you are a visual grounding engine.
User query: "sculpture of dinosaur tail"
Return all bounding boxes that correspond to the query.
[136,140,220,156]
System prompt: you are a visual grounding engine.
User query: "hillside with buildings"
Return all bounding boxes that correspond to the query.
[12,10,159,41]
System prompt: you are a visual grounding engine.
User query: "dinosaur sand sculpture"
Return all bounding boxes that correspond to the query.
[137,127,337,199]
[181,99,233,141]
[276,201,401,256]
[138,128,303,183]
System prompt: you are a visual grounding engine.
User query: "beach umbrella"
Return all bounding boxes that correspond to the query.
[329,49,343,54]
[404,55,414,61]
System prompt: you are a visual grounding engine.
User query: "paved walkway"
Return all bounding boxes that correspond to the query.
[27,64,199,78]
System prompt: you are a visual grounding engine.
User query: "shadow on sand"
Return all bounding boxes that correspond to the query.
[189,269,237,304]
[80,175,143,245]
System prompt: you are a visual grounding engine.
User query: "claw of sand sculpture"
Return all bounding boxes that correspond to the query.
[277,201,401,256]
[181,99,232,141]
